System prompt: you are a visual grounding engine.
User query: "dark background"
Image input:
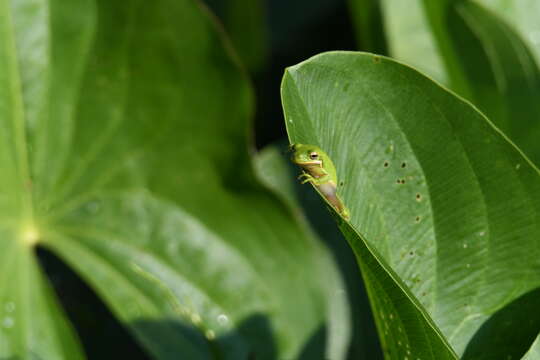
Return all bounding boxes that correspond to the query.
[37,0,384,358]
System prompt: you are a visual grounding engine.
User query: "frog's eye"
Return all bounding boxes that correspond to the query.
[309,152,319,160]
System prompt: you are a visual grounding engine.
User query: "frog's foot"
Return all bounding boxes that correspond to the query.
[298,173,315,184]
[341,207,350,220]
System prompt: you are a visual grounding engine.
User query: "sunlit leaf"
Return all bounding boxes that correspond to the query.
[281,51,540,358]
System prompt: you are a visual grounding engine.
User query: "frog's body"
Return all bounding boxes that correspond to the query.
[291,144,350,220]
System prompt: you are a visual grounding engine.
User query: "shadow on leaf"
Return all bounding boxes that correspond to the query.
[131,313,329,360]
[462,287,540,360]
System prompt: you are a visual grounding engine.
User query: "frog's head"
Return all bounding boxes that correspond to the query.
[290,143,323,166]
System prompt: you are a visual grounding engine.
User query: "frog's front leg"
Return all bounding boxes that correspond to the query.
[300,173,330,185]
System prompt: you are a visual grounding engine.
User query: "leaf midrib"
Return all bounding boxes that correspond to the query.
[0,0,33,222]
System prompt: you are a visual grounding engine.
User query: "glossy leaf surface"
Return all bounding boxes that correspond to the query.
[281,51,540,358]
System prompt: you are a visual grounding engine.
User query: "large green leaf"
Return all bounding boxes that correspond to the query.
[0,0,349,359]
[281,51,540,358]
[366,0,540,165]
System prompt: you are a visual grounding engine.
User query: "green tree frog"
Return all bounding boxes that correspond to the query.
[291,144,350,220]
